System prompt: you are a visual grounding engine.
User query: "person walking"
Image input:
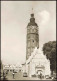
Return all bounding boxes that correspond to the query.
[40,72,42,79]
[12,72,15,79]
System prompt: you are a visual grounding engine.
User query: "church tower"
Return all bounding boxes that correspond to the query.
[26,13,39,60]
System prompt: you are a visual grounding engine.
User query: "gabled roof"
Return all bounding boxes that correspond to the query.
[26,47,49,64]
[26,47,37,64]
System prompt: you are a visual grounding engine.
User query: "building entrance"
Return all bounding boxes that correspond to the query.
[35,65,45,78]
[36,70,43,78]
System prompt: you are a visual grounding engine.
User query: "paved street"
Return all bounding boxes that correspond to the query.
[5,71,53,80]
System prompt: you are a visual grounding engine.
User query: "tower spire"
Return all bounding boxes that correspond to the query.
[26,10,39,60]
[31,8,34,18]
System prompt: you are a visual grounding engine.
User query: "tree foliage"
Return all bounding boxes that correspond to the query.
[42,41,56,73]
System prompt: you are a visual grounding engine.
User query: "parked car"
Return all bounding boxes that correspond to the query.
[1,73,3,80]
[1,73,7,80]
[32,74,36,77]
[23,72,27,77]
[52,76,57,80]
[45,75,49,79]
[49,76,52,79]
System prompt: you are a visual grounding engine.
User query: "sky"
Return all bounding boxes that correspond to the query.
[1,1,56,65]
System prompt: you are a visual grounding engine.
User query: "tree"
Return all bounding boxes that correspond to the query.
[0,60,3,80]
[42,41,56,75]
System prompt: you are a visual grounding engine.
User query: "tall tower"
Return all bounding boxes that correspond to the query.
[26,13,39,60]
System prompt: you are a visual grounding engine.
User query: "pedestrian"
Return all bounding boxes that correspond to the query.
[12,72,15,79]
[40,72,42,79]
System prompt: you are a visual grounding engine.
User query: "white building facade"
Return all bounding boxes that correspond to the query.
[26,47,51,77]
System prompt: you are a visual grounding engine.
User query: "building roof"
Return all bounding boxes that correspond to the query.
[26,47,49,64]
[27,13,38,27]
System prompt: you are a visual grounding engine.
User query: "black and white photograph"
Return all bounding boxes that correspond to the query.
[1,1,56,80]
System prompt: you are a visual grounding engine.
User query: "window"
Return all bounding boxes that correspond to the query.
[33,40,34,42]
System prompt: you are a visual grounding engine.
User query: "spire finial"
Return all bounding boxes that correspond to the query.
[31,8,34,18]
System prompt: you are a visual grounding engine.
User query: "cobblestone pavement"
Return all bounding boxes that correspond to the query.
[6,71,52,80]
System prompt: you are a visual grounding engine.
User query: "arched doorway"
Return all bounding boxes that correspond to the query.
[36,70,43,78]
[35,65,45,78]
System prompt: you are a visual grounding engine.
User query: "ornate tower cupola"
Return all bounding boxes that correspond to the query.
[30,14,35,23]
[26,13,39,60]
[28,13,38,26]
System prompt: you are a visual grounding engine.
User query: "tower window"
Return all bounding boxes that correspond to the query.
[33,40,34,42]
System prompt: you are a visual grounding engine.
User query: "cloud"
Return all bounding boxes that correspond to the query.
[38,10,50,26]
